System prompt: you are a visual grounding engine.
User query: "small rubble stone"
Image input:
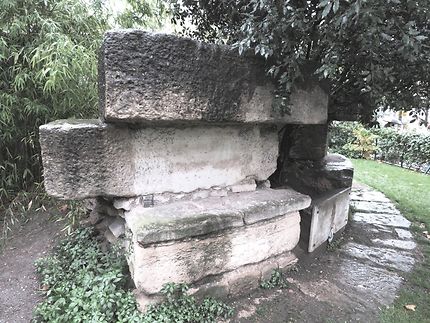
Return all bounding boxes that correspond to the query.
[230,178,257,193]
[113,198,138,211]
[108,218,126,238]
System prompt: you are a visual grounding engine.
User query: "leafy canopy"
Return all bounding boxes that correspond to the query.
[171,0,430,120]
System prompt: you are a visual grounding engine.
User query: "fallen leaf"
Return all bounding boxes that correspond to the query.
[404,304,416,311]
[59,204,68,213]
[39,284,49,291]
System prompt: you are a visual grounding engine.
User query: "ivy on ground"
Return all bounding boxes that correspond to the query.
[34,228,233,323]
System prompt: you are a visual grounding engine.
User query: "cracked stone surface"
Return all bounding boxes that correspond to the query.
[230,183,417,322]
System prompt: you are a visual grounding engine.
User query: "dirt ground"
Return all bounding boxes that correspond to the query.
[0,211,64,323]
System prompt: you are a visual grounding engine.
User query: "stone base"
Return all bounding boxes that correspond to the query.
[134,251,298,311]
[124,188,310,301]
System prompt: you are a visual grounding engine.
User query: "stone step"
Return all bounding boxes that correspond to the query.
[39,120,278,199]
[99,30,328,125]
[125,188,311,246]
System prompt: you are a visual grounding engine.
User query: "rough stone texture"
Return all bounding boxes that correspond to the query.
[40,120,278,199]
[278,154,354,196]
[125,188,311,245]
[135,251,298,310]
[284,124,329,160]
[128,211,301,294]
[306,188,351,252]
[99,30,328,125]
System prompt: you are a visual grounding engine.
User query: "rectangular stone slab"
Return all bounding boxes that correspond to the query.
[125,188,311,245]
[128,211,301,294]
[39,120,278,199]
[307,188,351,252]
[99,30,328,125]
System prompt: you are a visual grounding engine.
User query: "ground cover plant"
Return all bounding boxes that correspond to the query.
[352,159,430,323]
[34,227,233,323]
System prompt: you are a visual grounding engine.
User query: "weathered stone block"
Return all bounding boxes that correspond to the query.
[306,188,351,252]
[128,211,301,295]
[125,188,311,246]
[280,154,354,196]
[285,124,329,160]
[99,30,328,125]
[40,120,278,199]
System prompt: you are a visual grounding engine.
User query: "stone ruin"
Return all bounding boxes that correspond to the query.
[39,30,353,309]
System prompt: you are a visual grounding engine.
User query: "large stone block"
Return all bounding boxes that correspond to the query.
[125,188,311,246]
[99,30,327,125]
[128,211,301,295]
[279,154,354,196]
[40,120,278,199]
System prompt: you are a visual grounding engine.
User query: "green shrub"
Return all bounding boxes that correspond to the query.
[35,228,233,322]
[329,122,430,168]
[0,0,107,204]
[260,269,289,289]
[373,128,430,168]
[328,122,372,159]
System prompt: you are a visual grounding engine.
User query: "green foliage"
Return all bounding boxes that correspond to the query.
[171,0,430,119]
[0,0,109,203]
[260,269,289,289]
[329,122,363,158]
[117,0,169,29]
[144,283,234,322]
[0,0,169,207]
[373,127,430,168]
[345,127,377,159]
[35,228,233,322]
[329,122,430,167]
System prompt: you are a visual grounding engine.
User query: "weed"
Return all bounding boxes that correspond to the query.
[260,269,289,289]
[327,233,345,252]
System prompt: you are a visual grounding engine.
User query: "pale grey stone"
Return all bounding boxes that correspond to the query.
[99,30,328,125]
[125,188,311,245]
[351,201,400,214]
[342,242,415,272]
[40,120,278,199]
[307,188,351,252]
[113,197,139,211]
[353,212,411,228]
[129,212,301,294]
[230,178,257,193]
[395,228,413,240]
[109,218,126,238]
[371,238,416,251]
[350,190,391,203]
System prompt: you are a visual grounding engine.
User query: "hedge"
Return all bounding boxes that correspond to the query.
[329,122,430,171]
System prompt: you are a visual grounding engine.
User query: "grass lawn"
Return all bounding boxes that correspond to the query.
[352,159,430,323]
